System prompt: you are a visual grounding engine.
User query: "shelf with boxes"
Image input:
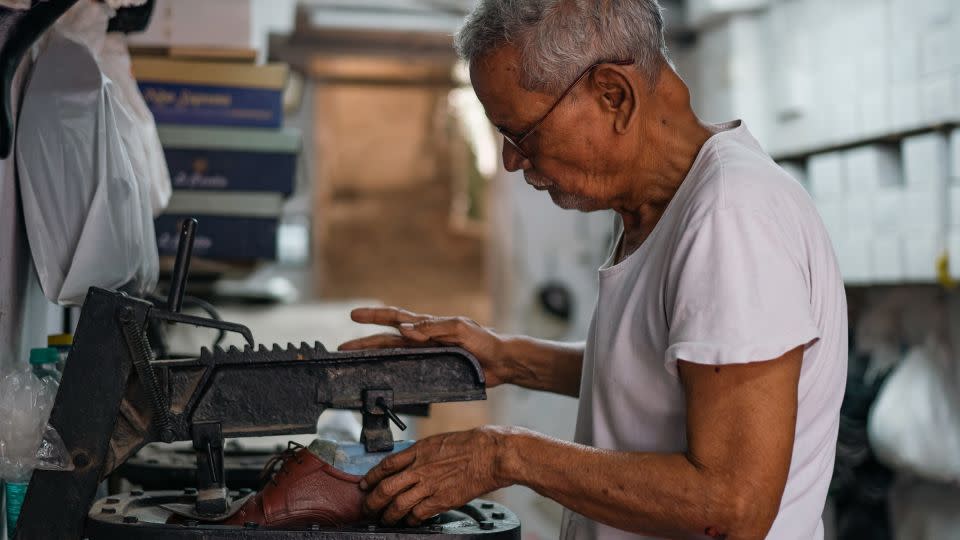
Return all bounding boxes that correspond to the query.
[777,127,960,286]
[131,49,306,266]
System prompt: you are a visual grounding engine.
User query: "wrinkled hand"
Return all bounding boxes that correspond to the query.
[338,307,512,387]
[361,426,513,526]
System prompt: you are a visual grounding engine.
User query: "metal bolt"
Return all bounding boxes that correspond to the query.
[244,522,259,529]
[492,512,505,520]
[160,428,175,443]
[119,306,134,322]
[73,452,89,468]
[101,507,117,515]
[310,524,321,530]
[131,490,144,496]
[184,487,197,495]
[367,524,378,531]
[106,498,120,504]
[481,502,494,509]
[123,516,139,524]
[480,521,495,530]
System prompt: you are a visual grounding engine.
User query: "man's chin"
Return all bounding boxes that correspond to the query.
[546,188,602,212]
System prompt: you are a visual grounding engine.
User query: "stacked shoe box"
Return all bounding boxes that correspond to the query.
[154,126,301,261]
[130,13,302,263]
[947,129,960,273]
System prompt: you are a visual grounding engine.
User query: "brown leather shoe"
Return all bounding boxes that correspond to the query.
[222,441,367,529]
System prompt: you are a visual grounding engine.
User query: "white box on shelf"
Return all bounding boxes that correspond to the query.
[949,185,960,227]
[919,21,960,76]
[950,128,960,181]
[948,229,960,279]
[845,195,875,231]
[901,227,941,281]
[871,235,905,282]
[873,188,902,232]
[888,37,920,84]
[902,189,944,230]
[859,89,889,137]
[844,144,902,191]
[919,74,960,124]
[808,152,847,200]
[835,232,874,284]
[889,83,921,132]
[902,132,949,189]
[129,0,255,50]
[686,0,770,30]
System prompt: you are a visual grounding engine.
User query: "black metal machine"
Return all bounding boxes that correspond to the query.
[13,221,520,540]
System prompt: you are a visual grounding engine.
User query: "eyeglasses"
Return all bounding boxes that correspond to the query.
[498,59,635,159]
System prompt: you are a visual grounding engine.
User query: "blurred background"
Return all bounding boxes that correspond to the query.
[3,0,960,539]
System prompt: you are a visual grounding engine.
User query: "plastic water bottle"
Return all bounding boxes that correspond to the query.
[29,348,60,383]
[4,477,28,539]
[46,334,72,373]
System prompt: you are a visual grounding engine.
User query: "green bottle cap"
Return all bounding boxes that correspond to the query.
[29,347,60,366]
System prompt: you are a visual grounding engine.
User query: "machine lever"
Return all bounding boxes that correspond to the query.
[167,218,197,313]
[377,397,407,431]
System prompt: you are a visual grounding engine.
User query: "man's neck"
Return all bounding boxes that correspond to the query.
[614,109,716,261]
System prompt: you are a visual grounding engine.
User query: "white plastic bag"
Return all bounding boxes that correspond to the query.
[868,336,960,483]
[16,1,159,305]
[100,32,171,216]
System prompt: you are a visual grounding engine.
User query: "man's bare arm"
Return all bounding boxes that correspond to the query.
[339,307,585,397]
[363,346,802,539]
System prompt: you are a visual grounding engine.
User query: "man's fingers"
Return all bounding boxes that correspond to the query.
[350,307,430,326]
[363,471,418,516]
[398,318,472,344]
[405,499,444,527]
[380,484,432,525]
[362,447,417,490]
[338,334,409,351]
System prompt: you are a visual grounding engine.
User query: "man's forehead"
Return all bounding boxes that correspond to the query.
[469,45,542,127]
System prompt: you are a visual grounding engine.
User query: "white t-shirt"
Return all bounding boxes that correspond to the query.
[560,121,847,540]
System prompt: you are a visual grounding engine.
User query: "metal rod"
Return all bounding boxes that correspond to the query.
[167,218,197,313]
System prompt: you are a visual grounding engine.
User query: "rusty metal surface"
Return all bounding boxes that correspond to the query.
[16,287,488,540]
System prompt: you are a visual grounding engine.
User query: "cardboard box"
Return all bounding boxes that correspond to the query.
[158,125,301,194]
[129,0,255,50]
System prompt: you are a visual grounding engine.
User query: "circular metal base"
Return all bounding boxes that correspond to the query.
[85,491,521,540]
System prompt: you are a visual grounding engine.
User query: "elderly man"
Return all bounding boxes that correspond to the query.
[339,1,847,539]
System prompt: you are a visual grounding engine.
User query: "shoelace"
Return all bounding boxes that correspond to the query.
[258,441,306,488]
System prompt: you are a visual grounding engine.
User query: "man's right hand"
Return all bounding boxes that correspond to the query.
[338,307,512,387]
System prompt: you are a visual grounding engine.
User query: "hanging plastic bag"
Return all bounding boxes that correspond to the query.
[16,0,158,305]
[867,335,960,483]
[100,32,171,216]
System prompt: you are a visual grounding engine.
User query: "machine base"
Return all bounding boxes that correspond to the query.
[85,492,521,540]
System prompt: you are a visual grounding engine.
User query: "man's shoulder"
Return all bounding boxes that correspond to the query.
[681,133,813,224]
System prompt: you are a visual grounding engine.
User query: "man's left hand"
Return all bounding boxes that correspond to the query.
[361,426,514,526]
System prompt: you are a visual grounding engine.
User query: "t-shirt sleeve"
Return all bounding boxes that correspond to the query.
[664,206,820,375]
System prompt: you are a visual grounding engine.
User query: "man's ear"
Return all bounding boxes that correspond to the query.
[592,64,638,134]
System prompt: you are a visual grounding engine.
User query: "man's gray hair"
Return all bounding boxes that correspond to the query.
[455,0,668,94]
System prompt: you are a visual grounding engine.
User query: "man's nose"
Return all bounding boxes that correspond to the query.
[502,139,532,172]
